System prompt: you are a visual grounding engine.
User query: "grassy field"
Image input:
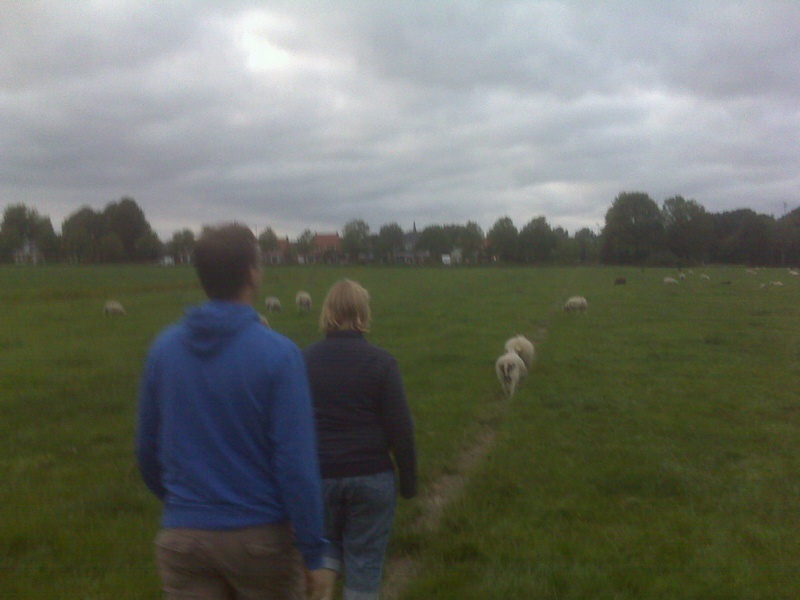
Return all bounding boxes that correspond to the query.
[1,265,799,599]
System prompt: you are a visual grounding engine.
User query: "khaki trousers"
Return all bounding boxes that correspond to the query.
[155,523,305,600]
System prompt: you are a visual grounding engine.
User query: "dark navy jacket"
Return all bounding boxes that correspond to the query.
[303,330,417,498]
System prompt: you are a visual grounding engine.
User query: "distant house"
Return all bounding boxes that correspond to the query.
[311,232,343,264]
[265,237,294,265]
[13,237,43,266]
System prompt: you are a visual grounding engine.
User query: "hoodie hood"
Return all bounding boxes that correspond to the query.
[182,301,259,357]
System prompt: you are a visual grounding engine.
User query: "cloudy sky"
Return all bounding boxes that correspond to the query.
[2,1,798,240]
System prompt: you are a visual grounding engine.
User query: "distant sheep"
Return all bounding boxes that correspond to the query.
[770,281,784,287]
[563,296,588,312]
[614,277,627,285]
[295,291,312,312]
[504,335,535,369]
[495,352,528,399]
[700,274,710,280]
[789,270,799,277]
[264,296,282,313]
[678,273,686,280]
[663,277,679,285]
[103,300,125,316]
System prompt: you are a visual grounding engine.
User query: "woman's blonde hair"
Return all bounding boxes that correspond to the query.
[319,279,371,334]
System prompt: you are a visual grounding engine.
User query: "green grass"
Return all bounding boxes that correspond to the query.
[1,265,799,598]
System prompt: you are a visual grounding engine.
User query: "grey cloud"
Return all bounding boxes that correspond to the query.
[1,1,798,239]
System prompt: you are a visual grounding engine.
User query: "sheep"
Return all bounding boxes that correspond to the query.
[789,269,799,277]
[295,291,312,312]
[770,281,784,287]
[504,335,535,369]
[563,296,588,312]
[264,296,282,313]
[663,277,679,285]
[678,272,686,280]
[614,277,627,285]
[700,274,710,280]
[103,300,125,316]
[495,352,528,399]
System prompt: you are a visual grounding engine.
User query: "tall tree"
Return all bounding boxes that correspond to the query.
[62,206,104,263]
[519,216,557,263]
[296,229,316,260]
[168,229,196,264]
[257,227,279,256]
[342,219,370,262]
[662,196,713,264]
[376,222,404,263]
[456,221,484,263]
[103,197,151,260]
[486,216,519,263]
[134,230,164,261]
[600,191,664,264]
[574,228,599,263]
[416,225,451,259]
[0,204,58,262]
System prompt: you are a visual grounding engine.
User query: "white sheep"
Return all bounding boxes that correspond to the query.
[103,300,125,316]
[264,296,282,313]
[678,272,686,280]
[663,277,679,285]
[770,281,784,287]
[789,270,799,277]
[563,296,588,312]
[295,291,312,312]
[700,274,710,280]
[495,352,528,399]
[504,335,535,369]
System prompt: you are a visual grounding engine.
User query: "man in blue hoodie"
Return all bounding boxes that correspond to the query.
[136,223,327,599]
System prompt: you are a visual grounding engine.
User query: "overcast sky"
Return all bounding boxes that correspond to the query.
[2,1,798,240]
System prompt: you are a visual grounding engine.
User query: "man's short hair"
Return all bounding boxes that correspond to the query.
[319,279,371,334]
[193,223,259,300]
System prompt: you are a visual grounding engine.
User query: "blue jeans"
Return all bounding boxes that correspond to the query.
[322,471,397,600]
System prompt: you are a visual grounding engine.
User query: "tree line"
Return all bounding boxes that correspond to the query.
[1,191,799,266]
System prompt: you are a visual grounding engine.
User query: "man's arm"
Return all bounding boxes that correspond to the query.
[135,351,166,499]
[270,346,327,570]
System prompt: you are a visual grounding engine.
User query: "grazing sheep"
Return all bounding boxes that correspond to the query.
[789,269,799,277]
[770,281,784,287]
[663,277,679,285]
[563,296,588,312]
[259,314,271,328]
[295,291,312,312]
[264,296,282,313]
[495,352,528,399]
[700,274,710,280]
[614,277,627,285]
[103,300,125,316]
[678,272,686,280]
[504,335,535,369]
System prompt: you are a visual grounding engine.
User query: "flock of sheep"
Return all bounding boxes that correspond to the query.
[102,290,314,322]
[494,295,587,399]
[661,267,799,288]
[105,264,794,399]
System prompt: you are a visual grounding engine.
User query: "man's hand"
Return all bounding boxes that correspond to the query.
[306,568,337,600]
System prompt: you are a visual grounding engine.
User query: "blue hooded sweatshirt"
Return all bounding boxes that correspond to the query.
[136,301,326,569]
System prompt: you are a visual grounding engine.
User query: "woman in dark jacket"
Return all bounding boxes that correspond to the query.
[303,279,417,600]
